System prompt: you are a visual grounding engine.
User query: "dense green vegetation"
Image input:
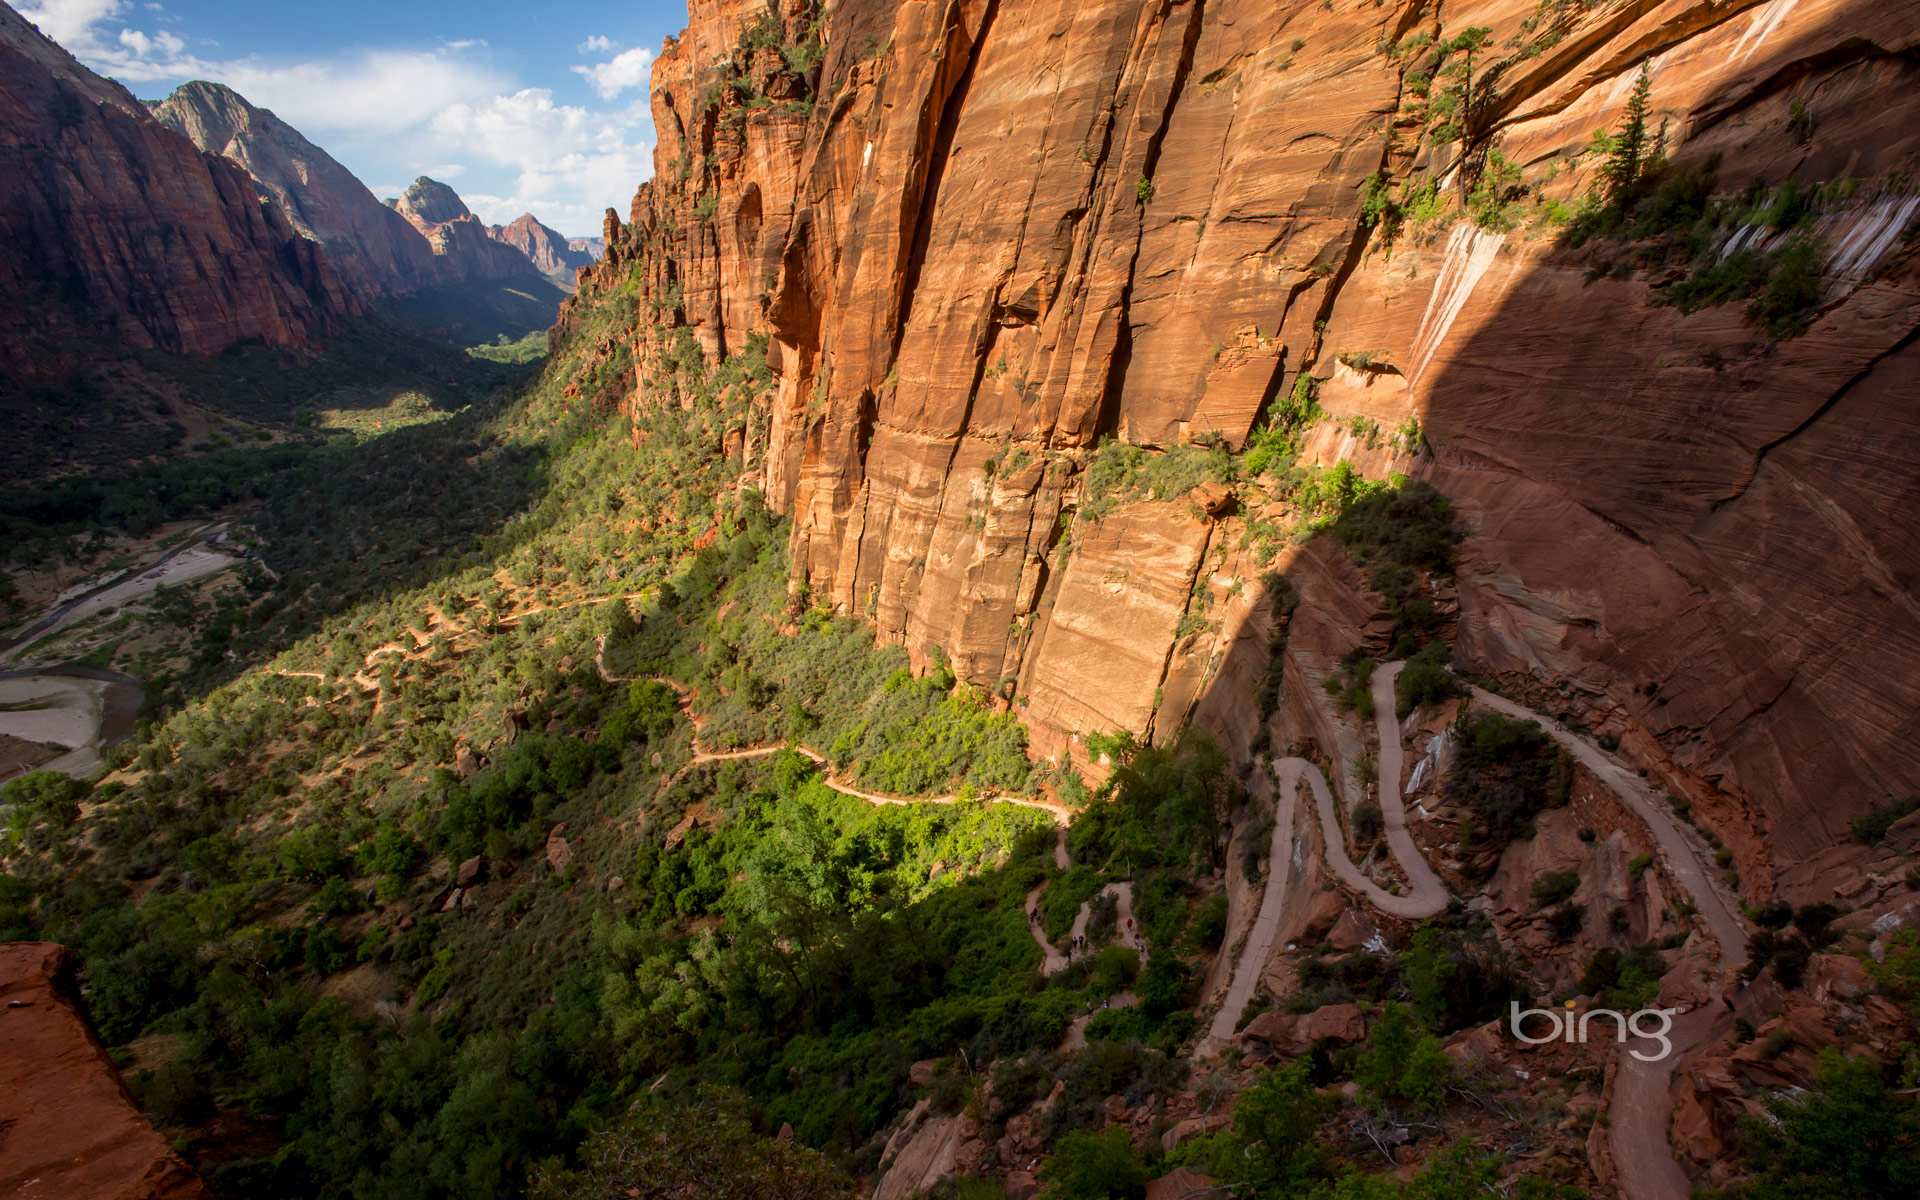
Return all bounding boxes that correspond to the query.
[0,280,1251,1199]
[0,318,519,491]
[1443,707,1573,870]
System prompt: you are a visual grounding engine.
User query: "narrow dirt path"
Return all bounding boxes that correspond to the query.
[1465,685,1749,1200]
[1197,732,1300,1056]
[1026,882,1069,974]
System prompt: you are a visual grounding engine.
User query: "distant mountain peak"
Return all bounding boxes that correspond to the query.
[398,177,472,226]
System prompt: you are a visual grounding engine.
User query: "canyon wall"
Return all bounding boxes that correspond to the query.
[565,0,1920,894]
[0,4,350,364]
[150,81,445,302]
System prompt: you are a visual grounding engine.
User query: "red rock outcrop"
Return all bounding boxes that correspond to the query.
[490,213,595,287]
[0,4,351,365]
[391,177,547,286]
[565,0,1920,891]
[149,80,443,302]
[0,941,212,1200]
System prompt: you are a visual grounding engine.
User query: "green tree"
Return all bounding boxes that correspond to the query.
[1602,64,1654,211]
[1739,1048,1920,1198]
[1355,1003,1451,1113]
[1234,1061,1331,1192]
[1041,1127,1150,1200]
[530,1084,855,1200]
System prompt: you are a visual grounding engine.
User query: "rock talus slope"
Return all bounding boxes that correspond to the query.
[0,942,212,1200]
[0,3,351,364]
[564,0,1920,893]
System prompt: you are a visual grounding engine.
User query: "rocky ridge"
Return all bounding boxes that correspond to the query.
[0,2,351,365]
[149,80,444,302]
[564,0,1920,901]
[390,177,550,286]
[490,213,596,289]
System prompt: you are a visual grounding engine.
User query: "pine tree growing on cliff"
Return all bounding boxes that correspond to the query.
[1602,63,1655,211]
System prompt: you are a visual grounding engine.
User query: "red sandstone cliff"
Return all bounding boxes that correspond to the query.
[563,0,1920,894]
[149,81,443,303]
[0,942,212,1200]
[491,213,596,289]
[0,4,351,365]
[390,177,548,287]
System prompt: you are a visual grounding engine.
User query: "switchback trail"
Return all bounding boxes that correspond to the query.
[597,636,1073,824]
[1196,716,1299,1057]
[1466,685,1749,1200]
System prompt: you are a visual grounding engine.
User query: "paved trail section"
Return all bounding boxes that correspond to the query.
[1466,685,1749,1200]
[1196,723,1299,1057]
[1292,665,1451,921]
[1195,664,1743,1200]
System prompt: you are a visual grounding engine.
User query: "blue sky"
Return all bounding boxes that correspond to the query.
[16,0,691,235]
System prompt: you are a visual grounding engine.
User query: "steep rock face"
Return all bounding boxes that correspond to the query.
[566,0,1920,891]
[490,213,595,286]
[569,236,607,262]
[0,4,350,364]
[150,80,442,302]
[391,177,545,285]
[0,942,212,1200]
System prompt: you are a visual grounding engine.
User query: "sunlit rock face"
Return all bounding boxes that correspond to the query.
[560,0,1920,895]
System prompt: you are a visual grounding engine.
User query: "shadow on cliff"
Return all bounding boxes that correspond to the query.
[1180,3,1920,883]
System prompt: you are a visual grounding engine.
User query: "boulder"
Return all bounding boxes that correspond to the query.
[1003,1170,1040,1200]
[1299,891,1348,943]
[1189,482,1236,517]
[909,1059,939,1088]
[1297,1003,1366,1047]
[1327,909,1379,952]
[456,855,485,889]
[1160,1114,1231,1154]
[1241,1009,1297,1050]
[546,825,573,875]
[1145,1168,1218,1200]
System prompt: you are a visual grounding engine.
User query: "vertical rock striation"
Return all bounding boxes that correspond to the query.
[563,0,1920,890]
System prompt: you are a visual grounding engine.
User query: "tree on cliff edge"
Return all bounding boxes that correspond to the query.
[1602,64,1655,211]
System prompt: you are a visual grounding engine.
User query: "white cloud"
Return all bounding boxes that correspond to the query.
[29,2,654,236]
[116,27,181,57]
[578,35,614,54]
[15,0,125,47]
[573,46,654,101]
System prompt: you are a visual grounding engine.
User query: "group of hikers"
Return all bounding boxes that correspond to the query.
[1027,907,1140,962]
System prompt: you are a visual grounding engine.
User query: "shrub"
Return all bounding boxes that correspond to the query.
[1850,795,1920,844]
[1444,708,1573,859]
[1396,640,1457,715]
[1355,1003,1450,1114]
[1041,1127,1149,1200]
[1531,870,1581,907]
